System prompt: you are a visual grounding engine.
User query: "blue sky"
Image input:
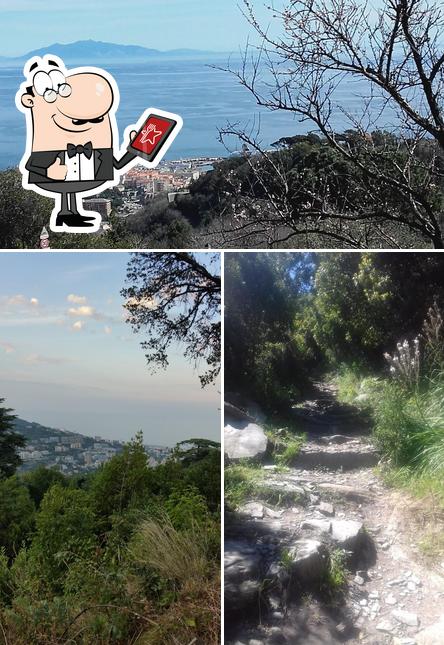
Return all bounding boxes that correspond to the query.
[0,252,220,445]
[0,0,274,57]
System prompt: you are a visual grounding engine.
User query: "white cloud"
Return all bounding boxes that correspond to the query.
[67,294,87,305]
[72,320,84,331]
[68,305,95,318]
[125,296,156,310]
[1,294,40,309]
[104,326,112,335]
[0,342,15,354]
[6,294,26,305]
[23,353,71,365]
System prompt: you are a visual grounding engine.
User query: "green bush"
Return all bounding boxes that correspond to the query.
[165,486,211,530]
[0,477,35,559]
[371,375,444,473]
[0,548,11,606]
[252,341,301,410]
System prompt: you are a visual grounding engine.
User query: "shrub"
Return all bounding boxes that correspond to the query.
[325,549,348,591]
[371,373,444,473]
[384,338,420,389]
[0,477,35,559]
[224,464,262,508]
[165,486,211,529]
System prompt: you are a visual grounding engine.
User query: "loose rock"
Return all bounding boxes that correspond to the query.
[392,609,419,627]
[319,501,335,516]
[239,502,264,519]
[300,519,331,533]
[385,593,397,605]
[376,620,395,633]
[224,414,268,460]
[288,539,328,583]
[330,519,364,549]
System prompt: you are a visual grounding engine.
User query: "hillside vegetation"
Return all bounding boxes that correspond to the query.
[0,426,221,644]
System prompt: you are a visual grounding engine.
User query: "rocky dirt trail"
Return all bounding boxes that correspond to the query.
[224,383,444,645]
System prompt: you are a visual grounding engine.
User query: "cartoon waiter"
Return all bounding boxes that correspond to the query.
[16,55,182,233]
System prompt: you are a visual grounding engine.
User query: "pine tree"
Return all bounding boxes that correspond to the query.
[0,399,25,479]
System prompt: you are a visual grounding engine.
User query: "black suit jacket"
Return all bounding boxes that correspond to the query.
[25,148,136,184]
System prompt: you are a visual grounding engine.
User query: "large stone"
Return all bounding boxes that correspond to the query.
[224,413,268,460]
[391,609,419,627]
[288,539,328,583]
[239,501,264,519]
[300,519,332,533]
[317,483,372,502]
[319,501,335,516]
[416,616,444,644]
[330,519,364,549]
[225,540,262,616]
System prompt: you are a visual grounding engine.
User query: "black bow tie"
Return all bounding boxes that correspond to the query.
[67,142,93,159]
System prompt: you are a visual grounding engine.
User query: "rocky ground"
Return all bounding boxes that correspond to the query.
[224,384,444,645]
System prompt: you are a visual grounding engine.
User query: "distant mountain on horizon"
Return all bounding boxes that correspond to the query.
[0,39,225,63]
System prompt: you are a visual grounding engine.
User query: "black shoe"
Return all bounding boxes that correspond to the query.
[55,213,96,228]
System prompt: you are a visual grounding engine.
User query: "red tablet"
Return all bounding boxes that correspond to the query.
[128,113,178,163]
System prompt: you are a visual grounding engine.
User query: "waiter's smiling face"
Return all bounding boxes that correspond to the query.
[21,69,115,152]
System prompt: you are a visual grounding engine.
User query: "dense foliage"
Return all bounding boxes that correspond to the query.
[0,400,23,479]
[0,428,221,644]
[225,252,444,410]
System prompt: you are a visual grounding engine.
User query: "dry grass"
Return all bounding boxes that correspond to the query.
[129,517,210,586]
[129,517,220,644]
[136,575,221,645]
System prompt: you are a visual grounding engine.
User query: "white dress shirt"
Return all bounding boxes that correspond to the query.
[65,150,95,181]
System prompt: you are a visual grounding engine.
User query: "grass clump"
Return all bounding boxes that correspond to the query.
[280,548,294,572]
[265,424,306,466]
[225,462,305,509]
[128,516,220,644]
[276,438,305,467]
[224,463,263,508]
[372,376,444,474]
[324,549,348,592]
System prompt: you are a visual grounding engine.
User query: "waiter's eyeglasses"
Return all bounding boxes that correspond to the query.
[33,69,72,103]
[43,84,72,103]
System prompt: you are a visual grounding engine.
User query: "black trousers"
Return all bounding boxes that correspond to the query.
[36,181,104,213]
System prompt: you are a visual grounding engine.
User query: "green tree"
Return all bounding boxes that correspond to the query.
[0,169,52,248]
[31,484,96,590]
[309,254,393,365]
[0,477,35,558]
[0,399,24,479]
[91,431,153,522]
[122,252,221,386]
[306,253,444,367]
[225,252,314,408]
[126,196,193,248]
[22,466,68,507]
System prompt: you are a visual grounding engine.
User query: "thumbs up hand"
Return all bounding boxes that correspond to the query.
[47,157,67,181]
